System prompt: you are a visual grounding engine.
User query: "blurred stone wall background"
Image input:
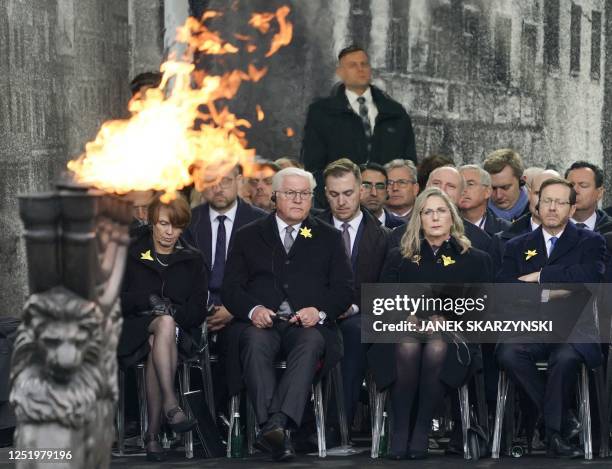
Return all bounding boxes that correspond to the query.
[1,0,611,315]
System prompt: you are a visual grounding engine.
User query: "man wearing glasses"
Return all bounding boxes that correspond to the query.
[359,162,405,229]
[222,167,353,461]
[383,159,420,223]
[496,177,606,458]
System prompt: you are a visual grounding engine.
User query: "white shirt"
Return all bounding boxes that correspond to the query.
[345,87,378,129]
[378,211,386,226]
[209,201,238,264]
[275,215,301,244]
[542,228,565,257]
[530,218,541,231]
[571,211,597,231]
[332,211,363,255]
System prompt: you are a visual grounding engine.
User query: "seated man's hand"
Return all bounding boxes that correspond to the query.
[207,305,233,332]
[291,307,319,328]
[518,271,540,283]
[251,306,276,329]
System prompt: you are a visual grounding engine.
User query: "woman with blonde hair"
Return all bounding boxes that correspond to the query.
[376,187,492,459]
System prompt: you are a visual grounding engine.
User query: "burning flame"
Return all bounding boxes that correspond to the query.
[285,127,294,137]
[68,7,293,201]
[256,105,265,122]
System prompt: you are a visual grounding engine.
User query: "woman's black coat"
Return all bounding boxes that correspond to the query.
[369,236,493,390]
[118,228,208,365]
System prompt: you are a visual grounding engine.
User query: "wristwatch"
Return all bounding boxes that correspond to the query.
[318,311,327,324]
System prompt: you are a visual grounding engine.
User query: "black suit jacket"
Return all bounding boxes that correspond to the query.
[183,198,267,269]
[483,207,512,237]
[316,209,390,308]
[221,213,354,394]
[383,208,407,229]
[497,223,606,367]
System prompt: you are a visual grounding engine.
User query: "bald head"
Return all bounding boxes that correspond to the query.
[529,169,560,221]
[427,166,464,204]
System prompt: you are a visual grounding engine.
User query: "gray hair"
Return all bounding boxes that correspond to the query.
[523,166,545,190]
[272,167,317,192]
[384,159,417,181]
[459,164,491,187]
[427,165,465,193]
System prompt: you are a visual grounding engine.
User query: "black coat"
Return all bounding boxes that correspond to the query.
[302,84,417,206]
[369,237,493,390]
[221,213,354,395]
[497,223,606,367]
[183,198,267,269]
[316,209,390,309]
[118,229,209,364]
[483,207,512,237]
[383,208,406,229]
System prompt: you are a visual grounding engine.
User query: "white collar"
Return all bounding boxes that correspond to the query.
[378,211,386,225]
[542,227,565,248]
[530,217,541,231]
[209,200,238,223]
[345,87,373,106]
[275,214,302,235]
[571,211,597,231]
[332,210,363,232]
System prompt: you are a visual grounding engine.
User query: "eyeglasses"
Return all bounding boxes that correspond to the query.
[465,181,488,188]
[361,181,387,191]
[248,177,273,187]
[275,190,314,200]
[540,198,571,207]
[211,176,235,189]
[421,207,450,217]
[387,179,415,188]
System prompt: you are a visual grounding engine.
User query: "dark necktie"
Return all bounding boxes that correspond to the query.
[341,222,351,258]
[209,214,227,305]
[548,236,558,257]
[283,226,294,253]
[575,222,587,230]
[357,96,372,155]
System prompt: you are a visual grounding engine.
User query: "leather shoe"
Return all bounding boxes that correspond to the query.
[561,412,582,441]
[273,430,295,462]
[257,423,285,455]
[547,432,584,458]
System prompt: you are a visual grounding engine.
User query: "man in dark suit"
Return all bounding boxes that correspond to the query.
[496,177,606,458]
[384,159,419,223]
[301,45,417,207]
[222,168,354,461]
[183,164,267,327]
[359,162,405,229]
[565,161,612,234]
[483,149,530,222]
[459,164,511,236]
[317,158,389,436]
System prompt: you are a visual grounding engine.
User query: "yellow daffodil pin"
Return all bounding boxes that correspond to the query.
[299,227,312,239]
[525,249,537,261]
[441,255,456,267]
[411,254,421,265]
[140,249,154,261]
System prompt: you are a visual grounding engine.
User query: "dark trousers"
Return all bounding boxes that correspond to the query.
[239,322,325,427]
[496,343,582,433]
[339,314,367,426]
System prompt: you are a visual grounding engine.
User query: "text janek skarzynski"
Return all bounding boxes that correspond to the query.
[369,294,553,334]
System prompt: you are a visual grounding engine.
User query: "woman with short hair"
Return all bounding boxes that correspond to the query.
[118,194,208,461]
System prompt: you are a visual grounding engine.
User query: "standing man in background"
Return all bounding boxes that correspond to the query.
[302,45,417,206]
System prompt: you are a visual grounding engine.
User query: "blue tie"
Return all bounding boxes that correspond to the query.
[548,236,558,257]
[209,215,227,305]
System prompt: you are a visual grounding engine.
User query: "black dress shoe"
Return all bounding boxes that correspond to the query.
[144,433,167,462]
[273,430,295,462]
[257,423,285,455]
[407,450,428,460]
[547,433,584,459]
[561,413,582,441]
[386,451,407,460]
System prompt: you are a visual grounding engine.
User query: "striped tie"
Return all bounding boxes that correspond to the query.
[357,96,372,156]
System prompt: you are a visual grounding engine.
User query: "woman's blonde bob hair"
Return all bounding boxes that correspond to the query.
[400,187,471,258]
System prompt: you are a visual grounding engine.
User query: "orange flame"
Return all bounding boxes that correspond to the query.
[68,7,293,201]
[266,6,293,58]
[256,105,265,122]
[249,12,275,34]
[285,127,294,137]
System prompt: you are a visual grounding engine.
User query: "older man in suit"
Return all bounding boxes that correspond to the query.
[317,158,390,436]
[222,167,354,461]
[496,177,606,458]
